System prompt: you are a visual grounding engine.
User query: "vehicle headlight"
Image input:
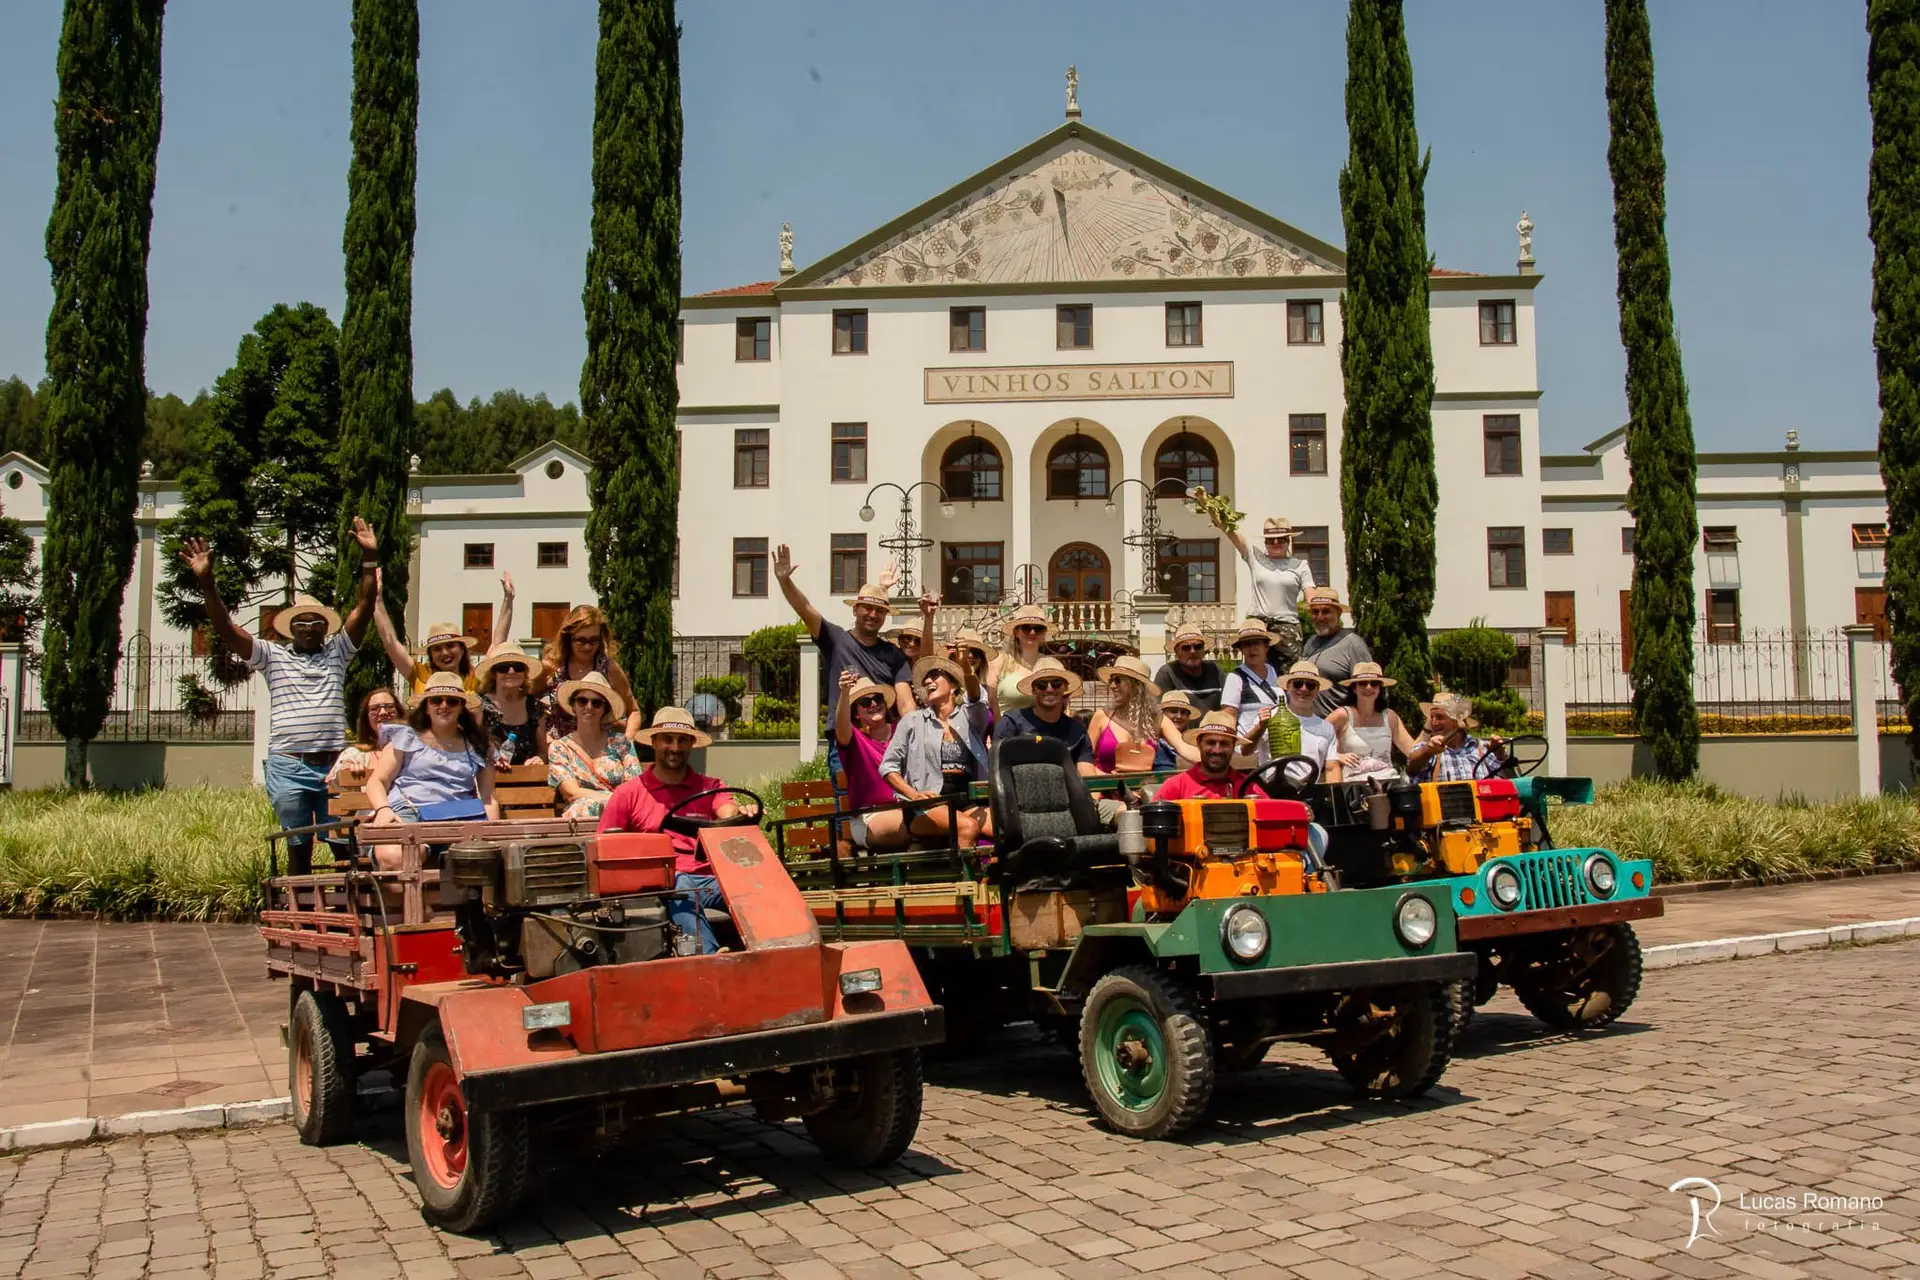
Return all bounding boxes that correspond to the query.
[1221,905,1270,963]
[1394,894,1438,948]
[521,1001,571,1032]
[839,968,883,996]
[1485,863,1522,911]
[1584,854,1617,898]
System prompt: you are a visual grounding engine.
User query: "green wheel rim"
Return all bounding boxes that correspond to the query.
[1093,996,1168,1112]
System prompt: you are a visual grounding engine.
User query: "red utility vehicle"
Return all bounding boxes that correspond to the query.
[261,788,943,1233]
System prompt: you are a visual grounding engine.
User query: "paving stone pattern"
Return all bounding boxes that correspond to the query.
[3,940,1917,1279]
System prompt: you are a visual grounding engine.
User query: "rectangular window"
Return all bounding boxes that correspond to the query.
[1855,522,1888,577]
[537,542,568,568]
[831,423,867,483]
[1703,526,1740,588]
[735,316,771,361]
[942,541,1003,605]
[1294,526,1331,588]
[833,309,868,354]
[1858,586,1891,641]
[950,307,986,352]
[1621,526,1636,555]
[1707,588,1741,643]
[675,318,684,364]
[1488,527,1527,589]
[1479,299,1516,345]
[1289,414,1328,476]
[1483,415,1522,476]
[734,428,770,488]
[1161,539,1220,603]
[462,603,493,646]
[1542,528,1574,556]
[1056,304,1093,349]
[733,538,768,597]
[830,534,866,595]
[1165,302,1203,347]
[1545,590,1576,636]
[531,602,570,645]
[463,542,495,570]
[1287,300,1324,345]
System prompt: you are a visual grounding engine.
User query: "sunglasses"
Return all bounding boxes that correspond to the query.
[425,696,465,709]
[1351,680,1382,690]
[854,695,886,711]
[1176,643,1206,654]
[1287,680,1320,692]
[1032,679,1069,693]
[573,697,609,712]
[493,665,528,677]
[289,619,328,632]
[368,702,399,716]
[1015,624,1046,635]
[1164,706,1192,718]
[571,632,601,645]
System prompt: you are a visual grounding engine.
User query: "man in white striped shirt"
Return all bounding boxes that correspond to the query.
[179,519,381,870]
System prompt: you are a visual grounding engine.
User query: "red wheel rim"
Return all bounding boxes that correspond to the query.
[417,1062,467,1189]
[291,1020,313,1116]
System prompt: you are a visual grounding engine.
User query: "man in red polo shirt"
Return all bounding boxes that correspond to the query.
[600,707,739,953]
[1153,710,1248,801]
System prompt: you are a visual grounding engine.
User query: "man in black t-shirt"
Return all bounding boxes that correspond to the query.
[774,545,916,776]
[1152,623,1225,712]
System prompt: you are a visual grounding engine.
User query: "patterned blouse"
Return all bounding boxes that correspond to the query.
[547,732,643,820]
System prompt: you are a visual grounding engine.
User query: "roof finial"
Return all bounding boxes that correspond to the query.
[1065,65,1081,120]
[1516,209,1535,275]
[1785,429,1800,452]
[779,222,795,276]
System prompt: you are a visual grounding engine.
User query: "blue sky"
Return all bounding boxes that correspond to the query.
[0,1,1876,452]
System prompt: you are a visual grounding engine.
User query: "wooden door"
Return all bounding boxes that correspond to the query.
[1618,591,1632,672]
[463,603,494,648]
[1048,542,1111,603]
[1544,591,1576,639]
[1857,587,1891,642]
[531,602,570,647]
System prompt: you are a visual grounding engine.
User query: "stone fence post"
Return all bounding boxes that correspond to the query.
[798,638,821,764]
[1537,628,1569,778]
[1844,624,1881,797]
[1133,593,1171,671]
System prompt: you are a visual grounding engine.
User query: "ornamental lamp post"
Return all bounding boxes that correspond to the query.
[1103,475,1189,595]
[858,480,953,596]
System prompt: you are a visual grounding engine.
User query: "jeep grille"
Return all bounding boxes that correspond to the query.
[1513,852,1591,910]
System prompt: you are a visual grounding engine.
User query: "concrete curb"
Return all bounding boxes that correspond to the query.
[1642,915,1920,969]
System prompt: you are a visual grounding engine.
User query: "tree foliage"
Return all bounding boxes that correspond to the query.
[332,0,419,710]
[1606,0,1700,780]
[0,494,43,652]
[1870,0,1920,749]
[39,0,166,788]
[581,0,682,719]
[0,375,208,476]
[414,387,585,473]
[1338,0,1437,722]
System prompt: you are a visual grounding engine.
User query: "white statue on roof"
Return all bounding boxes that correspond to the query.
[779,222,794,275]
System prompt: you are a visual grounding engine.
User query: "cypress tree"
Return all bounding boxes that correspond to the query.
[580,0,682,717]
[39,0,166,789]
[1870,0,1920,747]
[1337,0,1437,717]
[1606,0,1699,779]
[331,0,419,708]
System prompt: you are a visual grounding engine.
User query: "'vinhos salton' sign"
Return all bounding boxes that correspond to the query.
[923,361,1233,404]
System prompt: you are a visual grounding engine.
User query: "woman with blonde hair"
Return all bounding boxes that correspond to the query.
[985,603,1050,719]
[1086,655,1187,773]
[536,605,640,739]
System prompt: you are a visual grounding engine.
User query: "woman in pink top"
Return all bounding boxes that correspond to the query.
[833,670,912,851]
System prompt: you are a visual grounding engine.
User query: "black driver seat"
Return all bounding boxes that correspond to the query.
[988,736,1124,890]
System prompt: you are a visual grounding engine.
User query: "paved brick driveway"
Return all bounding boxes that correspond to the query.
[4,940,1917,1279]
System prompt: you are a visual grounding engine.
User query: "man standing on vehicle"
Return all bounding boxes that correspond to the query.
[1300,588,1372,716]
[1151,624,1224,712]
[177,519,381,873]
[599,708,740,954]
[773,545,916,774]
[1151,710,1246,800]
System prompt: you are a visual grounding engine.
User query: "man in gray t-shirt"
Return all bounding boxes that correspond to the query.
[1220,516,1315,665]
[1301,587,1373,716]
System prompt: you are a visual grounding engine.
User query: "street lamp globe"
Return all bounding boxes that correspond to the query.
[859,505,875,522]
[939,501,955,518]
[1102,498,1117,516]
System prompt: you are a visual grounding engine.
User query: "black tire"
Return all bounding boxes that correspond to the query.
[1325,983,1454,1101]
[405,1027,528,1234]
[289,989,355,1146]
[1079,965,1214,1140]
[1215,1041,1269,1072]
[803,1049,925,1168]
[1445,978,1477,1046]
[1513,923,1644,1031]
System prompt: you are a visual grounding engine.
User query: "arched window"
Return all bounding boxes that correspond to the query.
[1154,431,1217,494]
[940,437,1002,501]
[1047,434,1109,500]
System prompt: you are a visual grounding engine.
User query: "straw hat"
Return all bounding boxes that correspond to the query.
[889,618,926,642]
[1158,690,1196,714]
[272,596,342,640]
[844,676,897,712]
[912,653,967,688]
[1168,624,1209,649]
[409,670,481,713]
[1340,660,1398,689]
[1262,517,1296,539]
[475,641,535,685]
[950,627,990,662]
[1230,618,1282,649]
[841,583,895,613]
[421,621,481,651]
[555,670,629,722]
[1003,603,1052,637]
[1097,654,1155,687]
[1190,709,1242,743]
[634,705,712,749]
[1304,587,1348,613]
[1280,660,1332,693]
[1016,655,1084,697]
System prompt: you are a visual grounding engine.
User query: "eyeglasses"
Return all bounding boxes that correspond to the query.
[425,696,464,709]
[853,695,886,711]
[1163,707,1192,719]
[1032,679,1068,693]
[368,703,399,717]
[571,632,601,645]
[289,619,328,632]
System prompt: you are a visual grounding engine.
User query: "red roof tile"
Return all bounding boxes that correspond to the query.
[693,280,780,298]
[1430,268,1482,277]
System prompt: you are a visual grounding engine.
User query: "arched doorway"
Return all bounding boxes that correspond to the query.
[1049,542,1111,603]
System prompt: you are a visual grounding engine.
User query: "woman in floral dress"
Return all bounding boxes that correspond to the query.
[547,671,642,820]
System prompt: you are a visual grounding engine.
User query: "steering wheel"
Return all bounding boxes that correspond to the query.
[660,787,764,839]
[1504,735,1549,778]
[1237,754,1322,801]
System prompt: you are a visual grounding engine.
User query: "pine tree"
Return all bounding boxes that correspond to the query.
[1338,0,1437,717]
[581,0,682,717]
[39,0,166,789]
[1606,0,1699,779]
[0,495,43,651]
[332,0,418,708]
[1871,0,1920,748]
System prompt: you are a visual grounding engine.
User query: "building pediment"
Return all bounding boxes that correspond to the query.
[786,123,1343,291]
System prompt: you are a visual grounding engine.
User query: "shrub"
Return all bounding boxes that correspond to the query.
[730,720,799,740]
[742,623,807,700]
[1430,621,1516,696]
[750,694,796,724]
[693,674,745,721]
[1469,687,1531,735]
[177,674,221,724]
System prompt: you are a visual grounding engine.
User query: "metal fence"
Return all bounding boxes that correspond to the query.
[670,635,745,708]
[1567,628,1859,730]
[17,633,256,742]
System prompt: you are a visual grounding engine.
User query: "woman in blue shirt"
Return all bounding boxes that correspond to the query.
[363,671,500,868]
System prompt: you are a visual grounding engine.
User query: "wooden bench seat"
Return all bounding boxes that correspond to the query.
[329,760,557,820]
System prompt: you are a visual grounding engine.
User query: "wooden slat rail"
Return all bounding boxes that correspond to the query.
[330,760,558,819]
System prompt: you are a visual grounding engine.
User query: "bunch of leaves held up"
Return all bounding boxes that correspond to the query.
[1186,486,1244,534]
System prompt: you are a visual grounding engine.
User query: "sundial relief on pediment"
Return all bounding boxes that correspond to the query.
[817,143,1340,287]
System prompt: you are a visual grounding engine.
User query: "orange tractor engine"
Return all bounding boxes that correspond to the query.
[1132,797,1322,916]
